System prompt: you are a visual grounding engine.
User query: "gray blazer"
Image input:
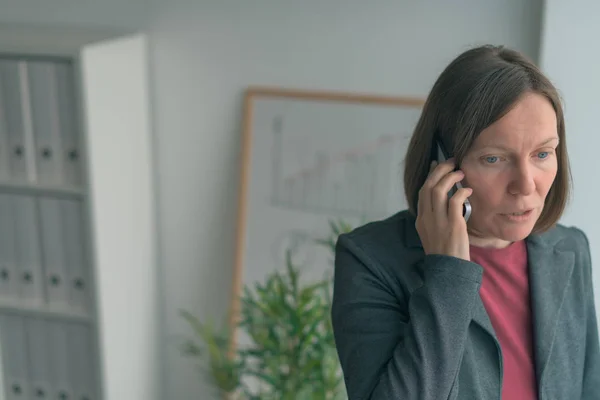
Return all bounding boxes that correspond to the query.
[331,210,600,399]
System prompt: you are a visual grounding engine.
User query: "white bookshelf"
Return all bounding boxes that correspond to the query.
[0,28,160,400]
[0,53,100,400]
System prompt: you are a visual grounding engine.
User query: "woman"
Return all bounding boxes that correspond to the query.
[331,45,600,399]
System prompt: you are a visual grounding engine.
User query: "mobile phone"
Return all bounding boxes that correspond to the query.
[436,140,472,222]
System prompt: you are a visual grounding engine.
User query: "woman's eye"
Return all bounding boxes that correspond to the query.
[537,151,549,159]
[485,156,498,164]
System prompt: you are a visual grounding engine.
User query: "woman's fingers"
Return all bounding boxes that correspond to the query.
[415,157,473,261]
[431,169,466,218]
[448,187,473,224]
[419,159,460,218]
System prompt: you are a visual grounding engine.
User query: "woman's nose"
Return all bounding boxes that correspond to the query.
[508,165,535,195]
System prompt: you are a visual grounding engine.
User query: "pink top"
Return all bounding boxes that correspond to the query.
[470,240,538,400]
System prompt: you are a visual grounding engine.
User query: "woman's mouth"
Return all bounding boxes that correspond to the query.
[501,209,534,222]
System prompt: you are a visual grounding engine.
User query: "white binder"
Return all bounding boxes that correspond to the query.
[47,321,73,400]
[38,198,69,309]
[62,199,89,313]
[27,61,65,186]
[55,62,82,187]
[69,323,96,400]
[12,195,45,306]
[24,317,53,400]
[0,314,30,400]
[0,61,29,182]
[0,194,17,303]
[0,65,11,182]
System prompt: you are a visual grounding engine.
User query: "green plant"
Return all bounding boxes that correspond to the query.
[180,219,354,400]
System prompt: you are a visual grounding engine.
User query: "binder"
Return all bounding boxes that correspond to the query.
[38,197,69,309]
[27,61,64,186]
[0,60,29,182]
[55,62,82,187]
[47,320,73,400]
[12,195,45,306]
[62,199,89,313]
[0,194,18,303]
[0,326,5,400]
[69,322,96,400]
[0,314,30,400]
[0,66,10,181]
[24,317,53,399]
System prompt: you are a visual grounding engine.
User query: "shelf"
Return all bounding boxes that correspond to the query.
[0,301,92,323]
[0,180,85,199]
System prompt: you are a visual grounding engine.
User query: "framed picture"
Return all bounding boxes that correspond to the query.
[228,86,425,350]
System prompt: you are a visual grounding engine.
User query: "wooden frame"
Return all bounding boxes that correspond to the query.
[228,86,425,353]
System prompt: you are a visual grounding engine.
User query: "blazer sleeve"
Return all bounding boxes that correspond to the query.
[331,233,484,400]
[578,228,600,400]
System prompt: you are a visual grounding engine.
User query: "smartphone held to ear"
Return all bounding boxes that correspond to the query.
[436,140,472,222]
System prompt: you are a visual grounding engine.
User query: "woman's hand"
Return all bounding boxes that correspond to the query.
[416,159,473,261]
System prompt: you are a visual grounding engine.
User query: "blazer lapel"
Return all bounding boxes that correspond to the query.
[526,233,575,385]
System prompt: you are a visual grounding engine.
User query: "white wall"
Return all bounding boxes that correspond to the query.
[539,1,600,316]
[147,1,543,398]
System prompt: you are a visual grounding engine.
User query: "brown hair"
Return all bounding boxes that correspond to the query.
[403,44,571,233]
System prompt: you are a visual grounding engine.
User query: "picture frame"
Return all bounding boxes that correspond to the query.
[228,86,425,351]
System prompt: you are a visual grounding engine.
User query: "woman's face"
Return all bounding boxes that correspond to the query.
[460,92,559,248]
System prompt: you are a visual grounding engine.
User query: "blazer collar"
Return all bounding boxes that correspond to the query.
[404,216,576,385]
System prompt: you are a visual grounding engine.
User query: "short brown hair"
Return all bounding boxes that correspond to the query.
[403,44,571,233]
